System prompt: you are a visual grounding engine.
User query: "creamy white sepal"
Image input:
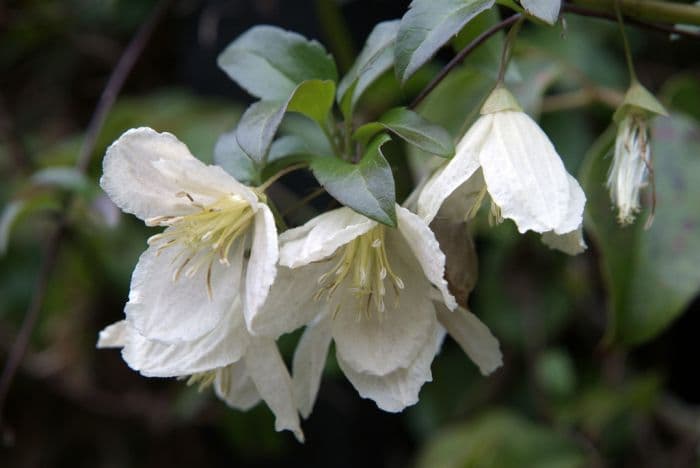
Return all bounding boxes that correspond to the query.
[292,313,333,418]
[521,0,561,24]
[331,260,435,376]
[124,243,242,344]
[417,117,491,224]
[435,303,502,376]
[97,320,128,348]
[337,321,445,412]
[480,111,575,234]
[395,206,456,310]
[279,207,376,268]
[243,205,279,330]
[214,360,261,411]
[245,339,305,442]
[100,127,256,220]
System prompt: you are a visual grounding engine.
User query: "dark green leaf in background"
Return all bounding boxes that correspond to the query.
[354,107,455,157]
[214,130,258,185]
[218,25,338,101]
[311,134,397,226]
[395,0,495,84]
[235,100,286,163]
[338,20,400,117]
[580,114,700,344]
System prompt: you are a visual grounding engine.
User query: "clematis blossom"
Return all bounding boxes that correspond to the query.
[249,206,502,415]
[417,86,587,255]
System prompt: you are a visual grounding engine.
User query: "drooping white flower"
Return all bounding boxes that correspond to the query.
[97,309,304,441]
[607,83,668,225]
[97,127,300,438]
[417,86,587,255]
[100,127,278,342]
[249,206,502,415]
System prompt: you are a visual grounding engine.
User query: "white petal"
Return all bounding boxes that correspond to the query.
[337,320,445,412]
[435,303,502,375]
[245,339,304,442]
[292,313,333,418]
[480,111,575,234]
[125,241,243,344]
[248,262,331,338]
[332,255,436,376]
[279,207,376,268]
[437,169,486,221]
[97,320,128,348]
[521,0,561,24]
[214,360,261,411]
[558,174,586,235]
[243,205,279,330]
[541,225,587,255]
[416,116,491,223]
[395,206,456,310]
[101,127,257,220]
[121,302,250,377]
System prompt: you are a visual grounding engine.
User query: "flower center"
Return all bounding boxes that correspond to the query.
[146,193,255,298]
[315,226,404,319]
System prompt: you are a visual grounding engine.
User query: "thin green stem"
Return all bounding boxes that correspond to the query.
[496,17,524,84]
[258,162,308,192]
[570,0,700,27]
[614,0,638,83]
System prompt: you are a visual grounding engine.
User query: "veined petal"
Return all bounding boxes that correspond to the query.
[416,116,491,223]
[557,174,586,235]
[435,303,502,375]
[243,205,279,330]
[101,127,256,220]
[337,320,445,412]
[245,339,304,442]
[97,320,128,348]
[541,226,586,255]
[292,313,333,418]
[248,262,331,338]
[332,255,435,376]
[394,206,456,310]
[480,112,573,234]
[279,207,376,268]
[121,301,250,377]
[214,360,261,411]
[125,241,243,344]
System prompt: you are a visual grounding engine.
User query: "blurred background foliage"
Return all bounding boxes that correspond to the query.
[1,0,700,467]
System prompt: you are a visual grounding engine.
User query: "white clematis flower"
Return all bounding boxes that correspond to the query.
[249,206,502,414]
[417,86,587,255]
[607,83,668,225]
[100,127,278,342]
[97,310,304,441]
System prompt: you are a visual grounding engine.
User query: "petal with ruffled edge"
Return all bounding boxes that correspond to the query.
[247,262,331,338]
[121,301,250,377]
[243,205,279,330]
[101,127,256,221]
[337,319,445,412]
[480,111,573,234]
[541,226,586,255]
[214,360,261,411]
[245,339,304,442]
[394,206,456,311]
[279,207,376,268]
[292,312,333,418]
[416,116,491,223]
[125,239,244,344]
[434,302,502,375]
[332,252,435,376]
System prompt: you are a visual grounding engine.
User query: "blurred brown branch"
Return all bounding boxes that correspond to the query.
[0,0,173,433]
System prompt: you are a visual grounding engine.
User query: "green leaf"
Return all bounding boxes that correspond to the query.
[0,200,25,255]
[395,0,495,84]
[338,20,400,116]
[31,167,90,193]
[218,25,338,101]
[580,114,700,344]
[520,0,561,25]
[286,79,336,125]
[214,130,258,185]
[235,100,286,164]
[311,135,396,226]
[355,107,455,157]
[416,410,585,468]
